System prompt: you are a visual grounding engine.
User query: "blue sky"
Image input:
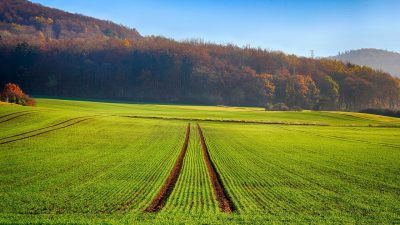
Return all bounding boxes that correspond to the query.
[30,0,400,57]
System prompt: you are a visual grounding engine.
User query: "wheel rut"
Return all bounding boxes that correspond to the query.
[144,123,191,212]
[0,111,30,119]
[0,117,94,145]
[197,123,235,213]
[0,112,33,124]
[0,116,90,141]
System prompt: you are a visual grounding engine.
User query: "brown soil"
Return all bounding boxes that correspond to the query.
[197,123,235,213]
[144,123,191,212]
[118,115,330,126]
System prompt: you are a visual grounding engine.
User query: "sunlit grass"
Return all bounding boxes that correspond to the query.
[0,98,399,224]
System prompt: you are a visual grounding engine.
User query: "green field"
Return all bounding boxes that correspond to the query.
[1,98,399,224]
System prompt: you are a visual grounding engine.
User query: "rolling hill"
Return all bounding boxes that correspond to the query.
[1,1,400,224]
[0,1,399,111]
[331,49,400,78]
[0,98,400,223]
[0,0,141,48]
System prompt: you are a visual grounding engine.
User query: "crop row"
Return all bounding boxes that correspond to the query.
[200,123,400,221]
[1,107,399,221]
[0,117,186,214]
[162,124,219,214]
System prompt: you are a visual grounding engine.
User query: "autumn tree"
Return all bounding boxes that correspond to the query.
[318,75,339,110]
[260,73,275,108]
[0,38,399,111]
[0,83,36,106]
[285,75,320,109]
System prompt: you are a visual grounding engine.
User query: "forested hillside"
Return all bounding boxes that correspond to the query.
[332,49,400,78]
[0,0,141,48]
[0,0,399,111]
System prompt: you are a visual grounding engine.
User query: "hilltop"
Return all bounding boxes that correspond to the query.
[0,0,141,48]
[0,1,399,111]
[331,49,400,78]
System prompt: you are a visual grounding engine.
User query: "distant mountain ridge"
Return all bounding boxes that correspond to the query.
[0,0,141,48]
[330,49,400,78]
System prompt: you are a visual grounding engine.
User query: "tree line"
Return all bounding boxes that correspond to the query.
[0,37,399,111]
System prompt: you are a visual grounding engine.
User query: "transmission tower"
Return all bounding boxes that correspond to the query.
[310,50,314,59]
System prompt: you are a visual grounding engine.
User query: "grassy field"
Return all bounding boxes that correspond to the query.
[0,98,399,224]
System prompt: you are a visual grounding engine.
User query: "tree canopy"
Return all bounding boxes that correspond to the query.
[0,38,399,111]
[0,0,399,111]
[0,82,36,106]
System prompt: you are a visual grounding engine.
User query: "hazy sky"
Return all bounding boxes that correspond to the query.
[30,0,400,57]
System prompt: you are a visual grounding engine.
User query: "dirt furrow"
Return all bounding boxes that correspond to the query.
[117,115,331,126]
[0,117,93,145]
[144,123,191,212]
[196,123,235,213]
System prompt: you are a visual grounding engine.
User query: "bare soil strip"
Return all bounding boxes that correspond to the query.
[118,115,329,126]
[0,112,33,124]
[0,116,90,141]
[197,123,235,213]
[0,117,93,145]
[119,115,400,128]
[144,123,191,212]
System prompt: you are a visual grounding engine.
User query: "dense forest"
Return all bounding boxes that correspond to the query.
[1,0,399,111]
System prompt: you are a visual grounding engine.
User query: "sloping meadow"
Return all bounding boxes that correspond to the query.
[0,98,399,224]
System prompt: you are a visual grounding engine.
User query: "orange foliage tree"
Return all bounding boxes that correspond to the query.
[0,83,36,106]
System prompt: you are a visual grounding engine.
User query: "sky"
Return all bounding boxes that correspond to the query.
[30,0,400,57]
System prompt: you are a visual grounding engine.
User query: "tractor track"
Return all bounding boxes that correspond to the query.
[197,123,235,213]
[0,116,91,141]
[116,115,330,126]
[0,111,30,119]
[0,112,34,124]
[0,117,94,145]
[144,123,191,212]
